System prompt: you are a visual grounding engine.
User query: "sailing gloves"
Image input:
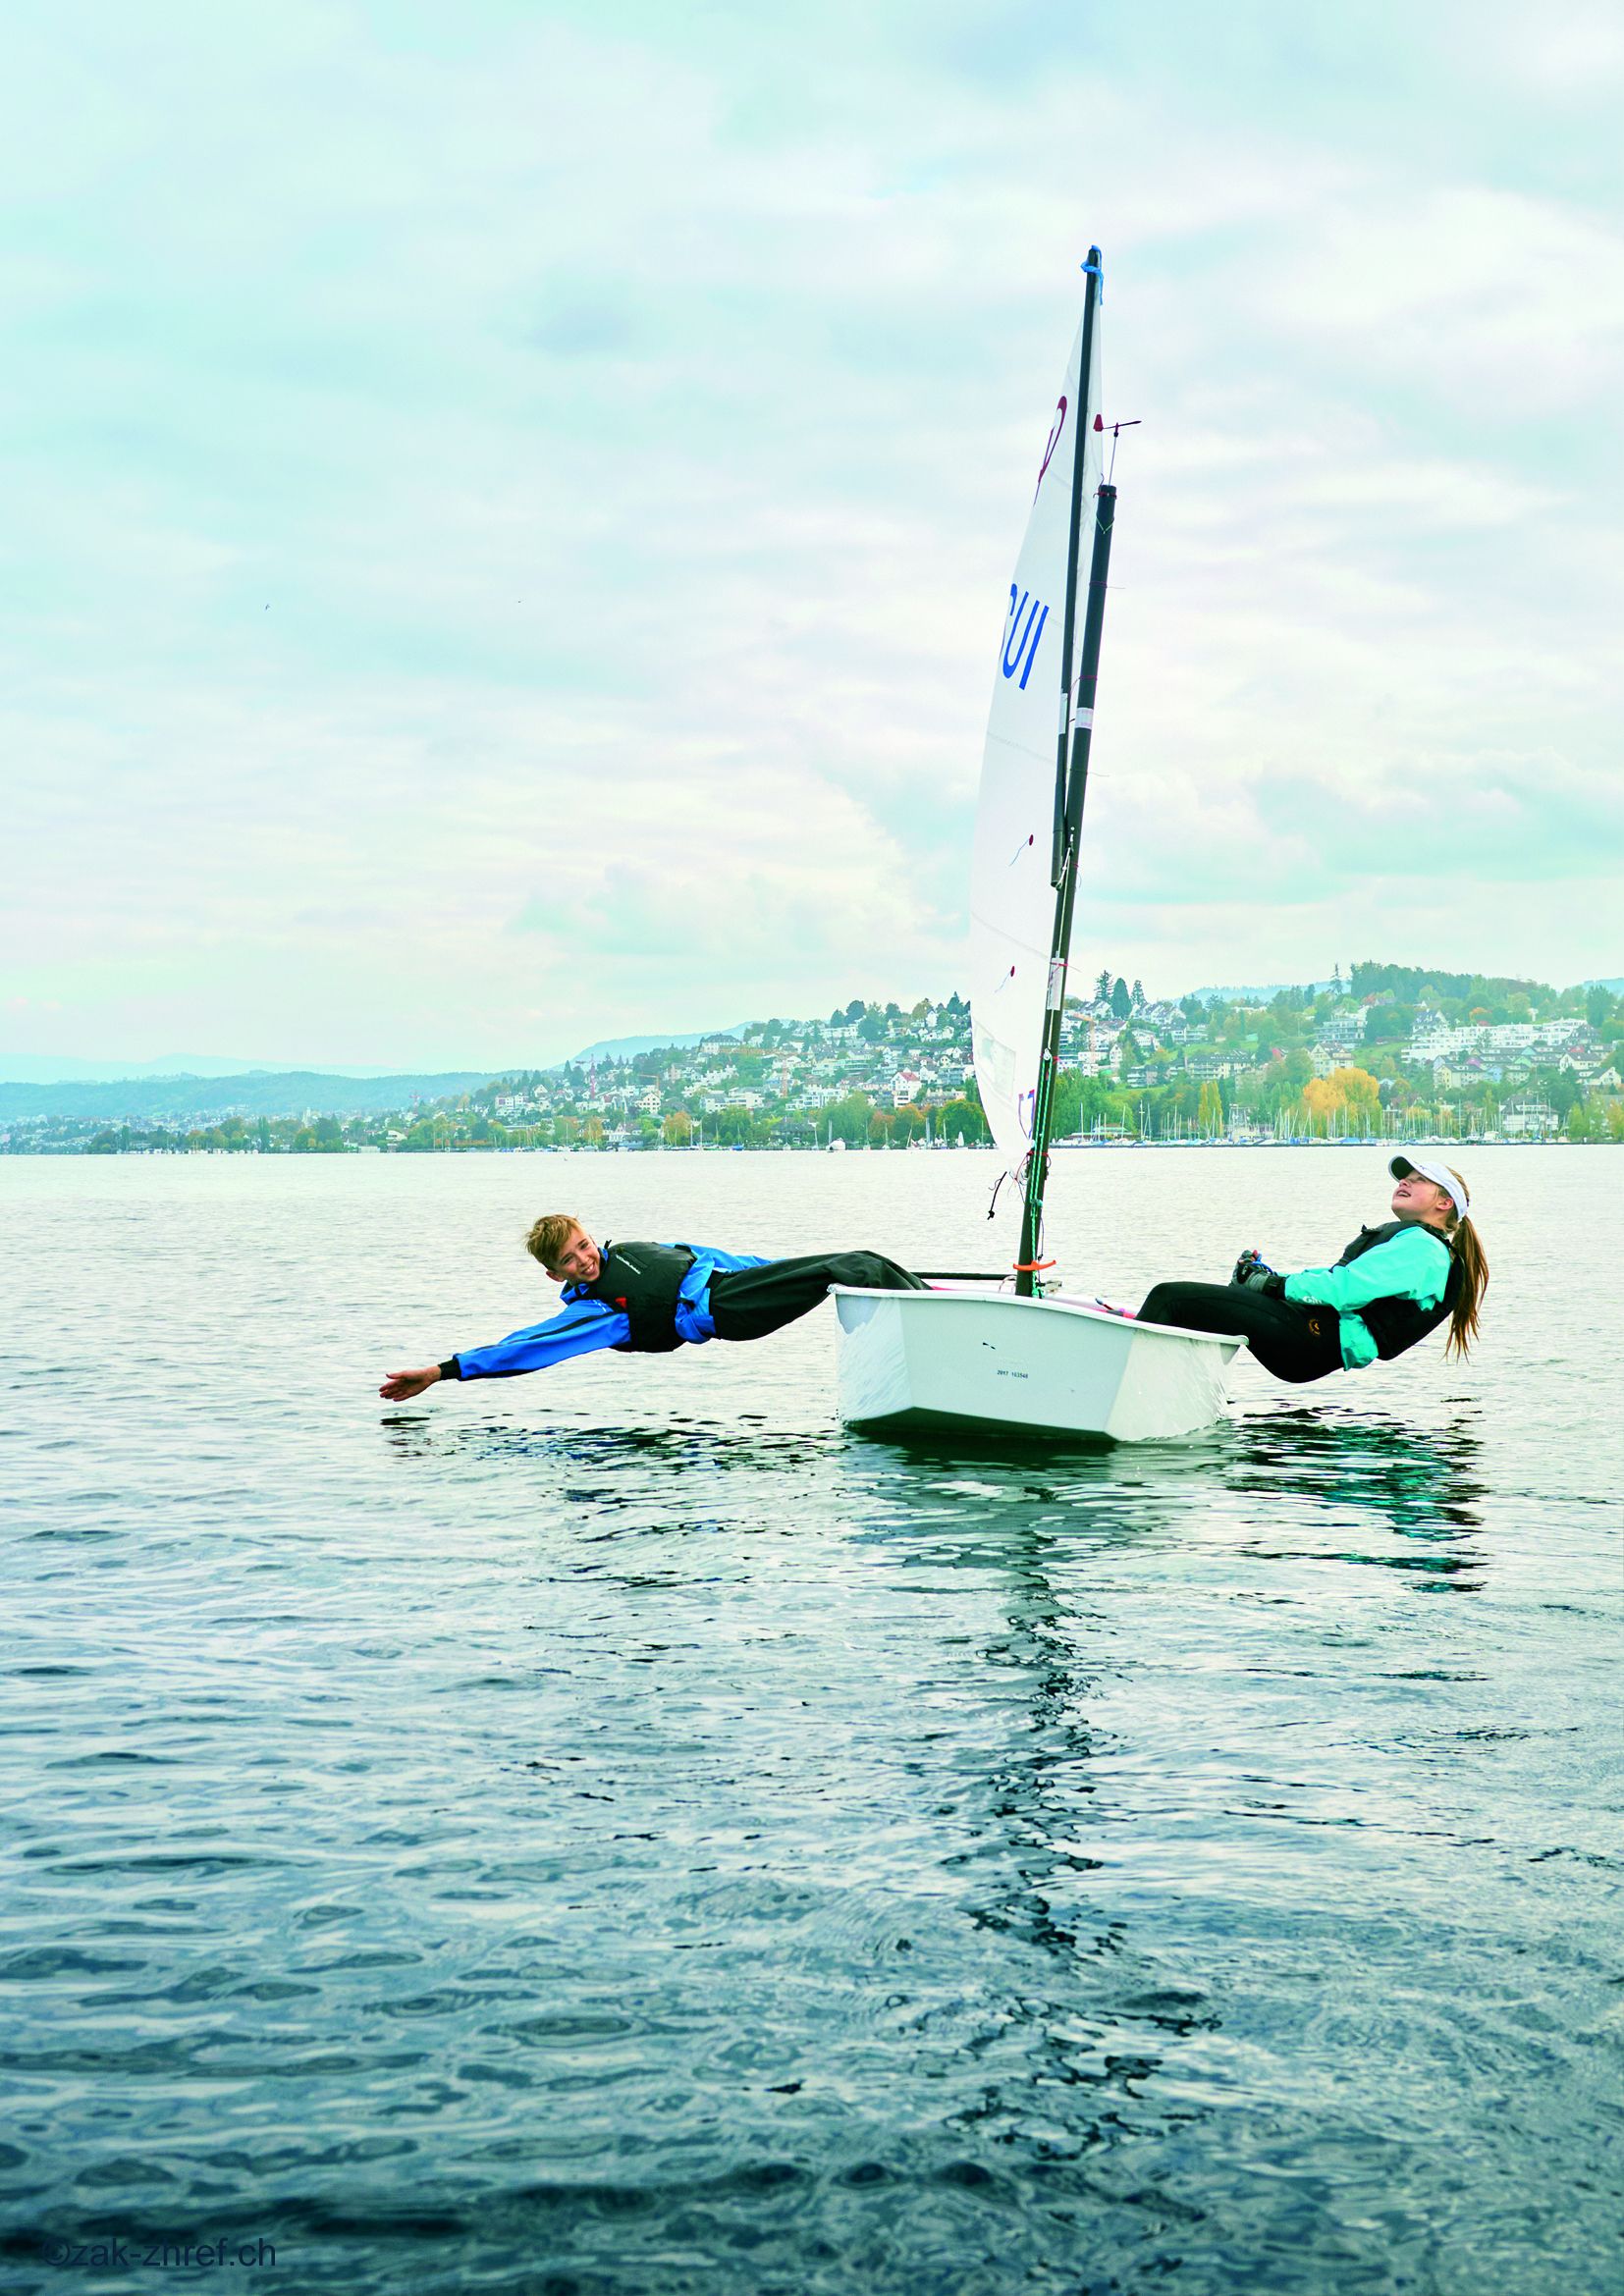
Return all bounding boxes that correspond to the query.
[1231,1249,1285,1297]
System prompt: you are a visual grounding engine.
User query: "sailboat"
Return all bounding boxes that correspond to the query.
[833,248,1240,1441]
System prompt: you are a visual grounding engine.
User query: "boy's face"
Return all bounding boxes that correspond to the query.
[547,1227,602,1285]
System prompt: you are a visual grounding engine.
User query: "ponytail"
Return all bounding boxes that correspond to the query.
[1441,1165,1488,1360]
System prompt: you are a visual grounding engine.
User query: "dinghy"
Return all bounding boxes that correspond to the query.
[835,248,1240,1441]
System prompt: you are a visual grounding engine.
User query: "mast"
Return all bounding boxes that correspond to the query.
[1016,248,1114,1296]
[1049,251,1101,892]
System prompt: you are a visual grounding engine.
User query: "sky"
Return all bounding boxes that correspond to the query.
[4,0,1621,1070]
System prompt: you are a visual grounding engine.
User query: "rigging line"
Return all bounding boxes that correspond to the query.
[1101,416,1141,486]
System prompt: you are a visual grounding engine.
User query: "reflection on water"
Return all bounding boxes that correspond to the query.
[384,1411,828,1480]
[855,1404,1485,1555]
[941,1525,1220,2176]
[1227,1409,1488,1584]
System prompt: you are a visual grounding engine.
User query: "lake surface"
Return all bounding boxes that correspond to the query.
[2,1146,1619,2294]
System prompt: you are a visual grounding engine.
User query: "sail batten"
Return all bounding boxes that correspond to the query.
[969,277,1104,1184]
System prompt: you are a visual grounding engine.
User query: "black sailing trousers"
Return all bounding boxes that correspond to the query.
[708,1252,924,1343]
[1138,1280,1344,1386]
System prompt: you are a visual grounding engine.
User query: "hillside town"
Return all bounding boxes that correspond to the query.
[9,961,1619,1156]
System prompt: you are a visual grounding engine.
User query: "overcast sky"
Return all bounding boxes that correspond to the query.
[5,0,1621,1069]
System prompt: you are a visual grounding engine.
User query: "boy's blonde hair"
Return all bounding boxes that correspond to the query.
[526,1212,585,1269]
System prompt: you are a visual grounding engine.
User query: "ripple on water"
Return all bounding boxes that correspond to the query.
[0,1148,1619,2293]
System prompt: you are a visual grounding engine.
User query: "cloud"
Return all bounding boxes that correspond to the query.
[1471,1,1624,98]
[1254,185,1624,416]
[1,0,1619,1061]
[511,780,947,972]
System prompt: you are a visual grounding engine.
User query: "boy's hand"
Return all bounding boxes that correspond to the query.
[379,1365,441,1402]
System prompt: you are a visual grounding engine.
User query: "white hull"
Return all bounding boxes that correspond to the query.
[834,1286,1240,1443]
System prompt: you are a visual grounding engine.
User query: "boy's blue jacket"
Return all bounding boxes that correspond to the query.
[448,1243,773,1379]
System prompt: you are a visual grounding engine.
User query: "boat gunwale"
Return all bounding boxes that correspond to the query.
[831,1283,1243,1353]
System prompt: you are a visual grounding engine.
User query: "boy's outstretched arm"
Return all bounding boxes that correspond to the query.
[377,1300,630,1401]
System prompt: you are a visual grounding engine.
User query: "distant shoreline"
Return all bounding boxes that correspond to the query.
[8,1135,1600,1159]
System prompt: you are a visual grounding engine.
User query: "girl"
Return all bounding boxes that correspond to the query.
[1137,1155,1488,1386]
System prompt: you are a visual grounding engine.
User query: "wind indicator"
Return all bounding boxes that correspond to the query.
[1096,413,1142,482]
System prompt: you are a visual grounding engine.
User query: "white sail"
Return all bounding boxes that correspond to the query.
[969,294,1104,1181]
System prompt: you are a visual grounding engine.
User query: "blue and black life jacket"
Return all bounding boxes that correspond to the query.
[582,1241,696,1354]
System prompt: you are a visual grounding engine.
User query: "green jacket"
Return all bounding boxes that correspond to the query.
[1283,1222,1454,1370]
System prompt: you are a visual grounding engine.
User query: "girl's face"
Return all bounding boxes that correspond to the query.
[1390,1172,1454,1226]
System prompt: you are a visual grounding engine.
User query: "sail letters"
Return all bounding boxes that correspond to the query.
[1001,586,1049,691]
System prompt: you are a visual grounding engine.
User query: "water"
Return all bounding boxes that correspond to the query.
[2,1147,1619,2294]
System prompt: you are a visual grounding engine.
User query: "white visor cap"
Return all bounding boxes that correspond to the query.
[1388,1155,1469,1222]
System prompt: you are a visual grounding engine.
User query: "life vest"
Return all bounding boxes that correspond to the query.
[581,1240,696,1354]
[1333,1220,1462,1361]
